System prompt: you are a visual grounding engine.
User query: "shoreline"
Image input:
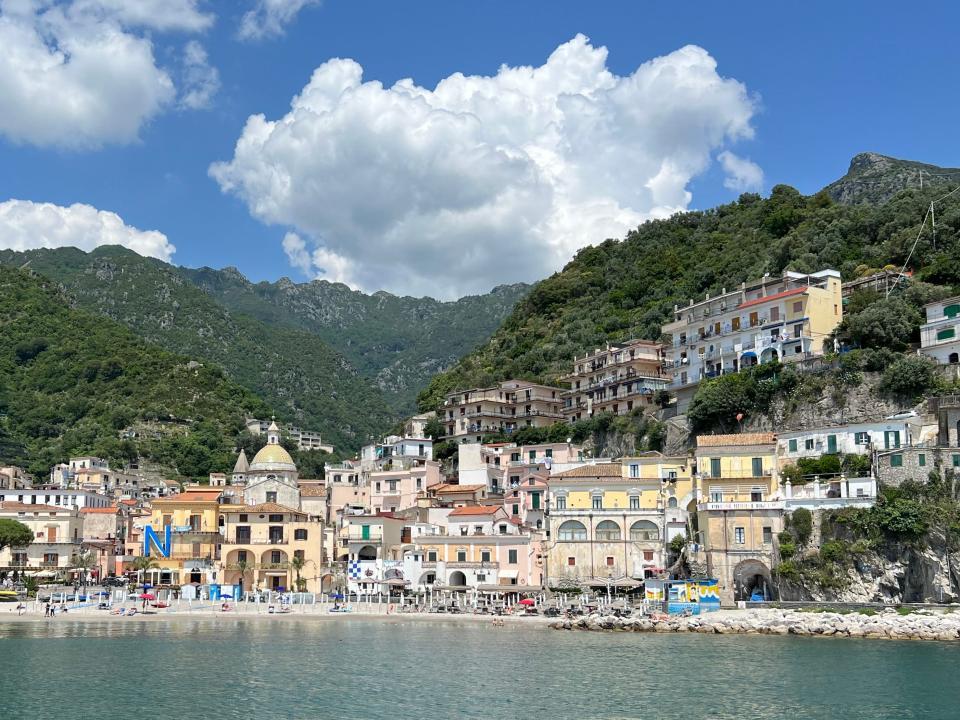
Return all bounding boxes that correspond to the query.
[550,607,960,642]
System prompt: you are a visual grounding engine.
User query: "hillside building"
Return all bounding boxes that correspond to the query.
[919,296,960,366]
[441,380,565,443]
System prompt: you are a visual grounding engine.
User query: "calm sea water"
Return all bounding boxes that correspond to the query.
[0,618,957,719]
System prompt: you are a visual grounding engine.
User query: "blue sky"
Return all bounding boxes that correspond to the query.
[0,1,956,298]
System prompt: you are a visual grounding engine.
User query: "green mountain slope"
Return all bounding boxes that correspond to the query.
[420,156,960,410]
[180,267,528,411]
[0,266,269,477]
[0,246,394,451]
[827,152,960,205]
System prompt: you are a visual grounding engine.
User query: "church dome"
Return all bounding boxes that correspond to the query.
[249,443,296,471]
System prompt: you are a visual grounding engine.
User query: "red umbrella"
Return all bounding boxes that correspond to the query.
[139,593,156,600]
[518,598,535,606]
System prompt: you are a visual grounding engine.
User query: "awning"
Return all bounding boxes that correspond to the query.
[740,351,757,359]
[498,569,519,579]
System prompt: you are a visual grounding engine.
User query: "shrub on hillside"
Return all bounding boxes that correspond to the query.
[879,356,938,400]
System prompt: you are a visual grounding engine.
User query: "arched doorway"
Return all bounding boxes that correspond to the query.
[734,559,772,601]
[357,545,377,561]
[448,570,467,588]
[760,348,779,364]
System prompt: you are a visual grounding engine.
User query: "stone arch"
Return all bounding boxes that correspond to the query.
[260,548,288,566]
[629,520,660,541]
[760,347,779,364]
[356,545,377,561]
[557,520,587,541]
[595,520,621,541]
[418,571,436,587]
[448,570,467,588]
[733,558,772,602]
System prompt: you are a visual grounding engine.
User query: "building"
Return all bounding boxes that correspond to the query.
[920,296,960,365]
[622,452,697,543]
[875,446,960,487]
[692,433,782,604]
[360,436,433,471]
[369,462,442,514]
[0,487,113,510]
[545,463,667,591]
[784,476,877,510]
[242,422,300,508]
[662,269,843,407]
[777,419,925,461]
[0,502,86,581]
[562,339,670,421]
[457,441,586,494]
[245,417,333,453]
[502,473,548,530]
[220,502,324,592]
[840,269,910,299]
[0,466,31,490]
[341,513,407,595]
[441,380,566,443]
[402,412,436,439]
[145,488,223,586]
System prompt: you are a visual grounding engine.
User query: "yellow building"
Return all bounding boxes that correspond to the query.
[545,463,667,590]
[220,502,324,593]
[693,433,783,604]
[145,488,222,585]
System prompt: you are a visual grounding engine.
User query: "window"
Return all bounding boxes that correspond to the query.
[555,496,566,510]
[805,439,814,451]
[953,454,960,468]
[938,328,956,341]
[630,520,659,541]
[890,454,903,468]
[268,514,283,522]
[749,311,759,327]
[734,527,745,544]
[512,504,520,516]
[788,439,797,452]
[270,551,281,564]
[545,449,553,458]
[668,497,678,509]
[499,524,508,535]
[416,478,422,490]
[710,458,721,478]
[481,550,491,563]
[793,324,802,338]
[427,551,437,562]
[885,431,901,449]
[508,549,517,564]
[855,432,870,446]
[762,526,773,544]
[919,454,926,467]
[732,317,741,331]
[567,557,576,566]
[457,550,467,562]
[945,303,960,319]
[460,526,468,536]
[294,529,307,541]
[595,520,621,541]
[606,556,615,567]
[709,489,724,502]
[751,490,763,502]
[375,482,381,493]
[265,491,277,503]
[474,525,483,535]
[770,307,779,322]
[629,463,640,478]
[629,495,640,510]
[43,553,59,566]
[237,550,248,562]
[531,492,541,509]
[827,435,838,453]
[592,496,602,510]
[793,301,803,313]
[529,450,536,461]
[751,457,763,477]
[558,520,587,541]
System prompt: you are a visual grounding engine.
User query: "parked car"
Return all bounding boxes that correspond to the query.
[103,576,128,587]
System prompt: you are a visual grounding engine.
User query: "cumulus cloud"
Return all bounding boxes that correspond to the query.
[0,199,175,261]
[0,0,217,148]
[238,0,319,40]
[719,150,764,192]
[211,35,760,298]
[180,40,220,110]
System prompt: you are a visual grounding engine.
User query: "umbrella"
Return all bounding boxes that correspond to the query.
[329,593,344,600]
[221,593,233,599]
[518,598,536,606]
[139,593,156,600]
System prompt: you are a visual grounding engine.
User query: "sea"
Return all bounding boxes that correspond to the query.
[0,618,957,719]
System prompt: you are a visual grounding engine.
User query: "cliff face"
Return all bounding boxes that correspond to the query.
[825,152,960,206]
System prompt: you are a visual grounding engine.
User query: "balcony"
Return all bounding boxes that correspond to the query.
[224,536,287,545]
[697,501,785,512]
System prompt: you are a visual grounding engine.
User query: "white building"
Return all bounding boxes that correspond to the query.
[0,487,113,510]
[920,296,960,365]
[777,419,926,460]
[784,476,877,510]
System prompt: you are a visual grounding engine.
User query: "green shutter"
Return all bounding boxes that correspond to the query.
[919,454,926,467]
[788,439,797,452]
[953,455,960,468]
[937,328,956,341]
[945,303,960,319]
[752,457,763,477]
[827,435,837,453]
[891,455,903,468]
[710,458,721,477]
[361,525,370,540]
[532,492,541,509]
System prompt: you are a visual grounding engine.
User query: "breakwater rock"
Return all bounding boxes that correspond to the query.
[549,609,960,641]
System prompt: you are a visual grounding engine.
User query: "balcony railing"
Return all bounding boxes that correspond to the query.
[697,501,785,511]
[224,536,287,545]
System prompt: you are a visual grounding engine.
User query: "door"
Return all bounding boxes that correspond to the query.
[361,525,370,540]
[827,435,837,453]
[46,526,57,542]
[531,492,541,509]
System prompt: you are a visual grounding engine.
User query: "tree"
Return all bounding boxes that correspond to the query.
[130,556,159,594]
[290,554,309,592]
[880,356,938,400]
[0,518,33,552]
[71,549,95,587]
[840,297,920,350]
[231,559,252,591]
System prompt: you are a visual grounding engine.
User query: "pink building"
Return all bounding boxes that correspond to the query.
[502,472,548,530]
[369,460,442,513]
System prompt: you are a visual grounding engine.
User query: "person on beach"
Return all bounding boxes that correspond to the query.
[44,603,50,617]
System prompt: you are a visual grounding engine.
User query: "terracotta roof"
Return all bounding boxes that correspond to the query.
[738,287,807,310]
[119,499,138,506]
[552,463,623,478]
[448,505,502,516]
[223,502,306,516]
[299,485,327,497]
[152,490,221,503]
[434,483,485,494]
[80,505,119,514]
[0,502,66,512]
[696,433,776,447]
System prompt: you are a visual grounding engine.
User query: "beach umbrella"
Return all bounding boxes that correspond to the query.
[518,598,535,606]
[140,593,156,600]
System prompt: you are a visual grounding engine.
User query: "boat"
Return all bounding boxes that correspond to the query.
[0,590,22,603]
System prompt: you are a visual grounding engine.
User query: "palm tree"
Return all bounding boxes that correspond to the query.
[130,556,159,597]
[290,555,310,592]
[71,550,95,588]
[230,559,252,592]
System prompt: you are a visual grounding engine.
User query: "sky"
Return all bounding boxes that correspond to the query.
[0,0,958,299]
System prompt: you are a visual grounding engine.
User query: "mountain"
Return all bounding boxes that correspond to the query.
[0,246,527,450]
[826,152,960,205]
[420,155,960,410]
[0,265,269,478]
[0,246,394,451]
[180,266,529,411]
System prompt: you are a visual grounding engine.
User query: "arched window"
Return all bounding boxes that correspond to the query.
[557,520,587,541]
[630,520,659,541]
[595,520,622,541]
[667,497,678,509]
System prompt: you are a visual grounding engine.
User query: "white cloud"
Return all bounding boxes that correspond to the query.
[0,1,217,148]
[0,199,175,261]
[211,35,760,299]
[180,40,220,110]
[718,150,764,192]
[238,0,319,40]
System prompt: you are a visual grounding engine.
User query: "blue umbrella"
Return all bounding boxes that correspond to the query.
[329,593,344,600]
[221,593,233,599]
